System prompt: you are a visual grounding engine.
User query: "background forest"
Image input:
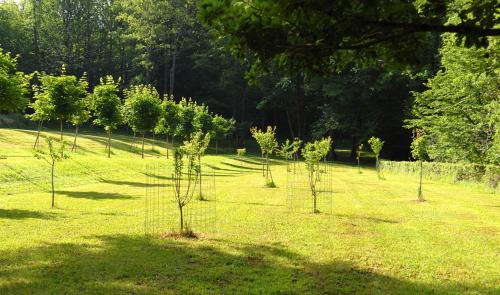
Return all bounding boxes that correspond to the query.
[0,0,498,164]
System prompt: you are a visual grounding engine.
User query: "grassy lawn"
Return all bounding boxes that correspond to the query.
[0,128,499,294]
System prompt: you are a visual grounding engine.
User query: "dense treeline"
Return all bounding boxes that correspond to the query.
[0,0,498,164]
[0,0,429,159]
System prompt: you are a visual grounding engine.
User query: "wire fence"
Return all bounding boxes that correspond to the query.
[286,161,333,215]
[144,162,216,236]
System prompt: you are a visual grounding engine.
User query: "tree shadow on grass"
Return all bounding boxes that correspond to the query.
[0,234,495,294]
[57,190,136,200]
[334,213,400,224]
[0,209,57,220]
[220,161,262,171]
[101,179,169,188]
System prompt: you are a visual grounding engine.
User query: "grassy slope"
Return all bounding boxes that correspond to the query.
[0,128,498,294]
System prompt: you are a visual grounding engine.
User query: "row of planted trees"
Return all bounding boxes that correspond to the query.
[27,70,235,158]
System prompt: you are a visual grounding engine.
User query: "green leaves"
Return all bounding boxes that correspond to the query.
[89,76,122,130]
[250,126,278,156]
[302,137,331,169]
[33,137,70,164]
[0,48,30,112]
[408,35,499,164]
[368,137,384,157]
[198,0,500,75]
[122,84,162,133]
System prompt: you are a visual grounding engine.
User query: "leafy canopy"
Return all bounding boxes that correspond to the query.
[407,35,499,165]
[122,84,162,133]
[0,48,30,112]
[250,126,278,156]
[35,70,88,122]
[90,76,122,130]
[199,0,500,75]
[368,137,384,157]
[302,137,332,169]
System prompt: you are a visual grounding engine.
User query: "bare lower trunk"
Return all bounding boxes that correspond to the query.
[51,161,55,208]
[34,121,42,149]
[130,131,136,151]
[71,125,79,152]
[376,156,380,179]
[60,119,63,141]
[179,204,184,231]
[199,156,202,197]
[141,132,145,159]
[165,135,169,158]
[152,133,155,151]
[107,129,111,158]
[418,161,423,201]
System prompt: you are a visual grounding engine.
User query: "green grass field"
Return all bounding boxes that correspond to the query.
[0,128,499,294]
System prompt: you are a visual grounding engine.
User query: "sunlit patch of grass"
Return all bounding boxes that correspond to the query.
[0,128,498,294]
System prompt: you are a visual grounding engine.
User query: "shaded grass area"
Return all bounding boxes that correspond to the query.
[0,128,499,294]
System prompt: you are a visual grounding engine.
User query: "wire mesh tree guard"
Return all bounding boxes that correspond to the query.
[286,161,333,214]
[144,163,216,236]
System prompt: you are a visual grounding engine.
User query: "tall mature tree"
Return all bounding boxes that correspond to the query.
[0,48,30,112]
[89,76,123,158]
[118,0,201,94]
[408,35,499,165]
[199,0,500,75]
[123,84,162,158]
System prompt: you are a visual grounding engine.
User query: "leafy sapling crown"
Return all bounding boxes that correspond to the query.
[250,126,278,187]
[368,137,384,157]
[301,137,332,213]
[33,137,70,208]
[368,136,384,180]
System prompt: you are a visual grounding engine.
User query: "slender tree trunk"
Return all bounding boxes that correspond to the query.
[357,153,361,173]
[71,125,79,152]
[179,205,184,231]
[376,155,381,179]
[199,156,202,198]
[170,52,177,96]
[51,161,55,208]
[60,119,63,141]
[262,153,265,177]
[152,133,155,151]
[313,191,317,213]
[141,132,145,159]
[130,131,136,151]
[107,129,111,158]
[34,120,42,149]
[165,135,169,158]
[418,160,423,201]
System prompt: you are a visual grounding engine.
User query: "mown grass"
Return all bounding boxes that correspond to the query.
[0,128,499,294]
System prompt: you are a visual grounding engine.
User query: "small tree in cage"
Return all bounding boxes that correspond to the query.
[251,126,278,187]
[356,143,364,174]
[302,137,331,213]
[291,138,302,160]
[171,148,200,233]
[368,136,384,179]
[182,132,211,200]
[236,148,246,157]
[33,137,69,208]
[411,130,428,202]
[278,139,294,162]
